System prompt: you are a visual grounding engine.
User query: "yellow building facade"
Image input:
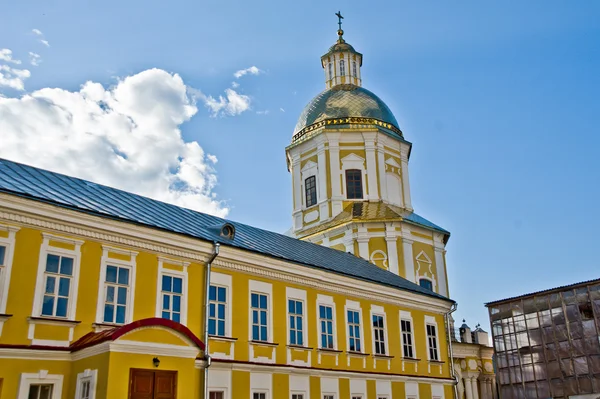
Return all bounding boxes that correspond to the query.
[0,18,464,399]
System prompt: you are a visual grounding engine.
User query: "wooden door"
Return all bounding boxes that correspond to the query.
[129,369,177,399]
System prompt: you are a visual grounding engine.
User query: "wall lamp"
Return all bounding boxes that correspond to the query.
[152,357,160,368]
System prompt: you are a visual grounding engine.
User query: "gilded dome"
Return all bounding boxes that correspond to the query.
[292,84,402,141]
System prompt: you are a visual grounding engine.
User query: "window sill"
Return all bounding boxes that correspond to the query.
[428,359,445,364]
[92,322,124,331]
[317,347,343,354]
[373,354,394,359]
[0,313,13,321]
[209,335,238,342]
[250,340,279,347]
[347,350,370,357]
[287,344,313,350]
[402,357,421,362]
[28,316,81,327]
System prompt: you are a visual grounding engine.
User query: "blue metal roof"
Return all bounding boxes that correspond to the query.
[0,158,452,303]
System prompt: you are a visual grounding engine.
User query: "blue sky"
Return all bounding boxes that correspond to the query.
[1,0,599,330]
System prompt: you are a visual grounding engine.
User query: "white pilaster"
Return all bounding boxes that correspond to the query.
[471,377,480,399]
[491,377,497,399]
[401,225,415,282]
[357,225,369,260]
[464,378,473,399]
[343,230,354,253]
[291,154,303,230]
[316,138,329,220]
[400,145,412,211]
[385,223,399,275]
[434,245,448,297]
[377,143,387,201]
[364,134,378,201]
[328,134,343,217]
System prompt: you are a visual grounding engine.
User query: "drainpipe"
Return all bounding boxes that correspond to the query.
[202,242,220,399]
[445,302,459,399]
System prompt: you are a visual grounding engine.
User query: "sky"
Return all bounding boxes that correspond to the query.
[1,0,599,331]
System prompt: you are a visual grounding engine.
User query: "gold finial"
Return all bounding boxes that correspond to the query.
[335,11,345,42]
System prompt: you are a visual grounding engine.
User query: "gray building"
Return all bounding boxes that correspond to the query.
[486,278,600,399]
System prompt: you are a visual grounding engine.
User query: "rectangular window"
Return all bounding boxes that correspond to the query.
[352,61,357,77]
[319,305,334,349]
[304,176,317,208]
[328,63,333,79]
[345,169,363,199]
[28,384,53,399]
[209,392,224,399]
[401,319,414,358]
[292,395,303,399]
[419,278,433,291]
[253,393,266,399]
[347,310,361,352]
[251,293,268,341]
[78,380,91,399]
[208,285,227,336]
[352,396,362,399]
[372,315,386,355]
[427,324,439,360]
[323,396,334,399]
[0,245,5,266]
[161,274,183,322]
[0,245,5,303]
[102,264,130,324]
[288,299,304,346]
[41,253,74,317]
[340,60,345,76]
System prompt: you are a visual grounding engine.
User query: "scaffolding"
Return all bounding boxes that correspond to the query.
[486,279,600,398]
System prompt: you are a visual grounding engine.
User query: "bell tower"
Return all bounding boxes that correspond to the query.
[286,14,450,298]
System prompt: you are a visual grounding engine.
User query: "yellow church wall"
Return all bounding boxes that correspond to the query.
[339,377,350,397]
[419,382,432,399]
[445,384,454,398]
[339,150,366,168]
[412,241,438,291]
[300,155,318,170]
[32,323,71,341]
[330,243,346,252]
[273,373,289,399]
[366,379,376,399]
[48,239,76,251]
[368,237,388,269]
[325,148,333,198]
[232,370,251,398]
[396,236,407,280]
[310,375,321,398]
[69,352,110,399]
[0,358,72,399]
[392,381,405,398]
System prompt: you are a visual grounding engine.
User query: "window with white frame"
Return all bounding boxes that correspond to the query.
[345,169,363,199]
[28,384,53,399]
[427,323,439,360]
[352,61,357,77]
[328,63,333,80]
[372,314,386,355]
[208,285,227,336]
[209,392,224,399]
[304,176,317,208]
[288,299,304,346]
[75,369,97,399]
[323,395,334,399]
[352,396,363,399]
[160,274,183,322]
[41,253,74,318]
[347,309,361,352]
[292,394,304,399]
[102,265,130,324]
[319,305,334,349]
[0,244,7,311]
[401,319,414,358]
[251,292,268,341]
[340,60,345,76]
[253,392,266,399]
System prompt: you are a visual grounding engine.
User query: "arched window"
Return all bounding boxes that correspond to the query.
[352,61,357,77]
[328,63,333,79]
[340,60,345,76]
[419,278,433,291]
[305,176,317,207]
[345,169,363,199]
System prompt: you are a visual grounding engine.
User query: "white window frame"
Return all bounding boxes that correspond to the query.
[95,245,137,325]
[248,280,273,343]
[155,257,189,325]
[370,305,389,356]
[301,161,318,209]
[339,59,346,76]
[286,287,307,347]
[32,233,83,320]
[0,225,19,316]
[344,300,364,353]
[399,310,416,359]
[209,272,232,337]
[316,294,337,350]
[291,393,304,399]
[340,154,367,201]
[17,371,63,399]
[425,315,441,361]
[75,369,97,399]
[252,391,268,399]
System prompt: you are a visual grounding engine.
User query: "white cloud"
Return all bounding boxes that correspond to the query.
[41,39,50,47]
[0,65,31,91]
[0,49,22,64]
[233,66,262,79]
[29,52,41,66]
[0,68,228,217]
[32,29,50,47]
[194,87,251,117]
[256,110,269,115]
[231,81,239,88]
[32,28,43,36]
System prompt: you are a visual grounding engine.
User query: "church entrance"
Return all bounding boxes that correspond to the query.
[129,369,177,399]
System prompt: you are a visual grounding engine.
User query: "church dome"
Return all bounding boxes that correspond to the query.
[293,84,402,141]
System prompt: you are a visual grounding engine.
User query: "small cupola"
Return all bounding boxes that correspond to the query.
[321,12,363,89]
